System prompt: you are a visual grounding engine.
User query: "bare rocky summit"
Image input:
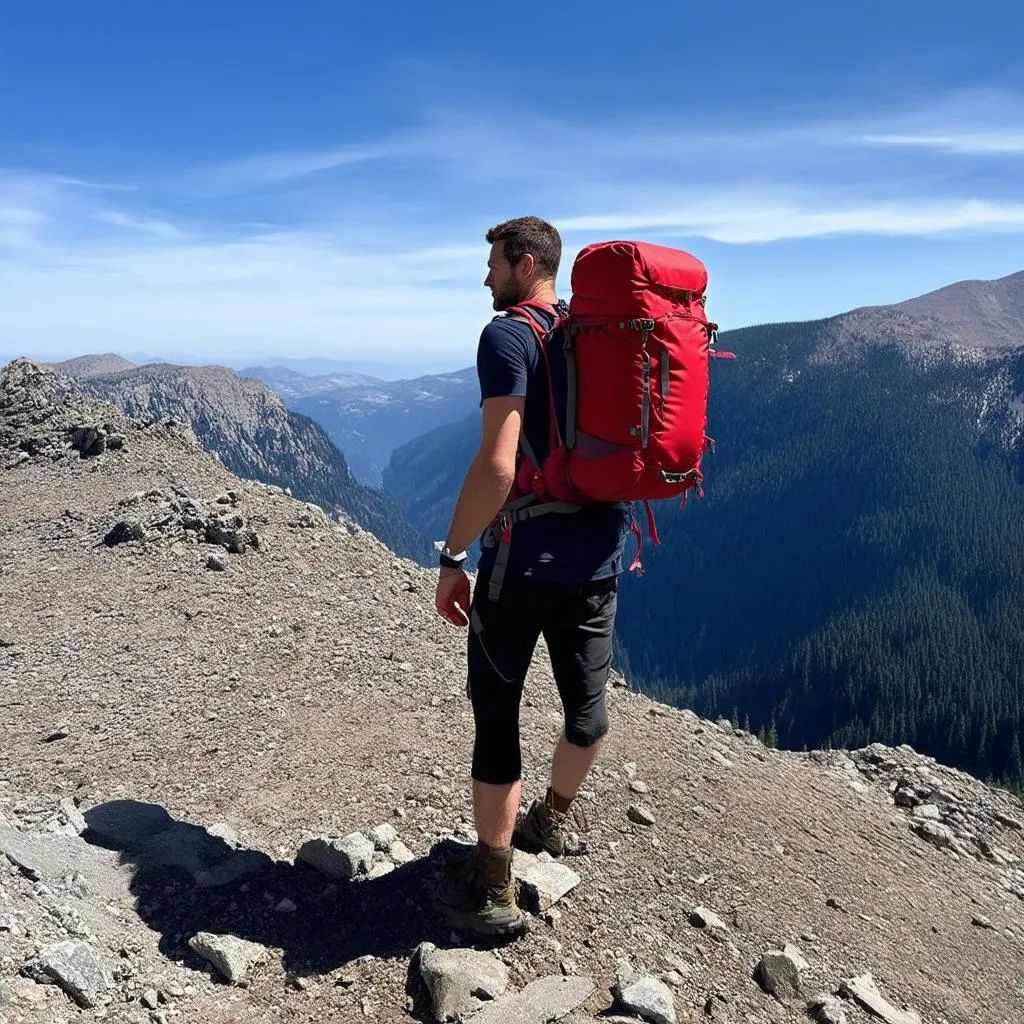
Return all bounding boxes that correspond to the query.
[49,355,139,379]
[1,358,1023,1024]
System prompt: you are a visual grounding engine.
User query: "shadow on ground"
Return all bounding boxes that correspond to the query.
[82,799,494,999]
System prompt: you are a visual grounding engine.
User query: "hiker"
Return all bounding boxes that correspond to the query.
[433,216,630,936]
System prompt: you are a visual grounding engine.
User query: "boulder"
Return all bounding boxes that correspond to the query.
[417,943,508,1022]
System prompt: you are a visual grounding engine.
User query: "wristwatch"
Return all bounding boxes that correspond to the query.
[439,546,467,570]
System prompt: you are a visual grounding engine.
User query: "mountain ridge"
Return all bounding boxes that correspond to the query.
[54,359,432,563]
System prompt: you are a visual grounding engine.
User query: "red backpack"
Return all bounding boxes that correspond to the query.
[486,240,730,602]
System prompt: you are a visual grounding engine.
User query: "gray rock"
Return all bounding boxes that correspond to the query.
[0,823,128,897]
[417,943,508,1022]
[58,797,87,835]
[627,804,656,826]
[809,992,849,1024]
[782,942,810,971]
[911,820,956,850]
[206,552,229,572]
[615,974,677,1024]
[103,520,146,546]
[512,850,581,911]
[629,779,650,794]
[912,803,941,820]
[688,906,729,932]
[370,823,399,851]
[31,939,115,1008]
[838,974,921,1024]
[469,975,595,1024]
[297,833,374,880]
[971,914,994,929]
[141,989,160,1009]
[755,951,801,1001]
[188,932,269,985]
[367,860,395,879]
[389,840,416,865]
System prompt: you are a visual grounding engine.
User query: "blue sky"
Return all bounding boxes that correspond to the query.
[1,1,1022,376]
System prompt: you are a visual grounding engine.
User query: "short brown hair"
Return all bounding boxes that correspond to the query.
[486,216,561,279]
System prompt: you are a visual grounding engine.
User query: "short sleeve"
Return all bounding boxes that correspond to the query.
[476,320,530,404]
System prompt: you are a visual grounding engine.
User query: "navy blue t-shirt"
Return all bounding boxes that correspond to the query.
[475,306,630,583]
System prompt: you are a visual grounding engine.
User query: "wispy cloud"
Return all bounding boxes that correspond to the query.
[194,142,403,190]
[94,210,182,239]
[557,196,1024,244]
[859,132,1024,155]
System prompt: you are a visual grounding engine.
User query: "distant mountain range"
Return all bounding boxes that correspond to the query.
[54,359,432,564]
[382,269,1024,787]
[244,364,479,487]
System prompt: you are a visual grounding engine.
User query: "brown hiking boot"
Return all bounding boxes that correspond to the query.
[514,797,570,857]
[433,843,526,937]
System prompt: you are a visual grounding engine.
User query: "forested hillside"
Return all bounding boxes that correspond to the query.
[619,322,1024,786]
[383,277,1024,786]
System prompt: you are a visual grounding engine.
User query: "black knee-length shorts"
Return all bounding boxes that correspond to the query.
[466,571,618,785]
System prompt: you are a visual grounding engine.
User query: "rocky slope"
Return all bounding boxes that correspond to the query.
[1,358,1023,1024]
[55,360,431,564]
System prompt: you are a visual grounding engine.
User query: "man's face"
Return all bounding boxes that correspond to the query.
[484,241,524,311]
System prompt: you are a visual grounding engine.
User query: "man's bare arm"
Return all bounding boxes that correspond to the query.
[442,395,524,556]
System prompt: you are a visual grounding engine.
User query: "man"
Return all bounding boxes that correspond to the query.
[433,216,629,936]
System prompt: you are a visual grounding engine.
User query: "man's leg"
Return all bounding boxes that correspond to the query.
[550,730,604,809]
[434,577,539,934]
[473,779,521,849]
[516,576,617,854]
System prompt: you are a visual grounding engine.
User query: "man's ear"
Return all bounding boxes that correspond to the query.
[516,252,536,282]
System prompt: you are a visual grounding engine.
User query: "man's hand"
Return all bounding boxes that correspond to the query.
[435,567,471,627]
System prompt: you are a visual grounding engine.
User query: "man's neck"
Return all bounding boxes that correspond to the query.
[520,281,558,307]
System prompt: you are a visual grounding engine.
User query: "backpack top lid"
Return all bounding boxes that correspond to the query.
[569,240,709,319]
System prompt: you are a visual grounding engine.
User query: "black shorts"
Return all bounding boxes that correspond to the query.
[467,572,618,786]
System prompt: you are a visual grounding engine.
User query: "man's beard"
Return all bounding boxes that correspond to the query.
[491,279,524,311]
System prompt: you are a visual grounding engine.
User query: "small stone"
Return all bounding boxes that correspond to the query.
[782,943,810,971]
[809,992,849,1024]
[629,779,650,794]
[188,932,269,985]
[756,951,801,1001]
[389,840,416,865]
[512,850,581,911]
[206,553,229,572]
[838,973,921,1024]
[469,975,595,1024]
[912,820,956,851]
[297,833,374,880]
[417,943,508,1022]
[58,797,87,834]
[43,726,70,743]
[275,898,297,913]
[367,860,395,879]
[688,906,729,932]
[971,914,994,929]
[141,989,160,1009]
[627,804,656,826]
[615,974,677,1024]
[912,803,941,820]
[370,823,399,851]
[162,982,185,999]
[30,939,115,1008]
